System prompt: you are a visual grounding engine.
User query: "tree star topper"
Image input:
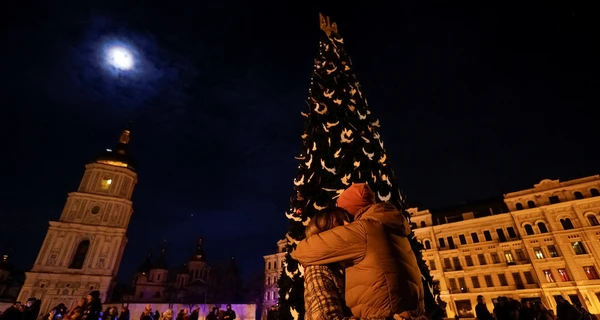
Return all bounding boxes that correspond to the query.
[319,13,338,37]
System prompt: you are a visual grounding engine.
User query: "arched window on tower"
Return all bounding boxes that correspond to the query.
[524,224,535,235]
[69,240,90,269]
[574,192,584,200]
[560,218,574,230]
[516,203,524,210]
[588,215,599,226]
[420,221,426,228]
[424,240,431,250]
[591,189,600,197]
[527,201,536,209]
[538,222,549,233]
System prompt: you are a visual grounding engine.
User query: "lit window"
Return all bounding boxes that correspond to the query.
[534,247,545,259]
[543,270,555,282]
[584,266,599,280]
[101,178,112,190]
[504,251,514,263]
[557,269,570,281]
[572,242,587,255]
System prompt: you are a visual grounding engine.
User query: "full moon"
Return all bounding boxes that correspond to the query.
[107,46,134,70]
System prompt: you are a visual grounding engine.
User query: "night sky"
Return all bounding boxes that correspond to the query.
[2,1,597,281]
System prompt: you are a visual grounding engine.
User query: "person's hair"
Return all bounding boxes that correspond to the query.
[477,295,483,299]
[305,207,349,238]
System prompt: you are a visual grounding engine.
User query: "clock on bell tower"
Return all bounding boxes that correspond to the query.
[17,124,138,313]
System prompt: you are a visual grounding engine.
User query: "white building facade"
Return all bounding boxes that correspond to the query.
[411,175,600,318]
[262,239,287,317]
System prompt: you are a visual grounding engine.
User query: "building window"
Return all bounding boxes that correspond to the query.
[268,262,271,269]
[100,177,113,190]
[484,231,492,241]
[543,270,555,282]
[484,275,494,287]
[267,277,270,285]
[572,242,587,255]
[439,238,446,248]
[453,257,462,270]
[458,277,467,292]
[516,203,524,210]
[515,249,526,261]
[491,253,500,263]
[527,201,536,208]
[507,227,517,238]
[574,192,584,199]
[534,247,545,259]
[497,229,507,242]
[523,271,535,284]
[90,206,101,214]
[429,260,437,271]
[444,258,452,271]
[548,245,559,258]
[459,235,467,245]
[471,276,480,288]
[588,215,600,226]
[504,251,515,264]
[538,222,549,233]
[478,254,487,265]
[471,233,480,243]
[69,240,90,269]
[498,274,508,286]
[524,224,534,235]
[420,221,426,228]
[449,278,457,291]
[424,240,431,250]
[557,268,570,281]
[591,189,600,197]
[465,256,474,267]
[561,218,575,230]
[447,237,456,249]
[584,266,599,280]
[549,196,560,204]
[512,273,525,289]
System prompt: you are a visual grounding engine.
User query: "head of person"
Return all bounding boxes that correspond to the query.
[336,183,376,217]
[305,206,350,237]
[477,295,485,305]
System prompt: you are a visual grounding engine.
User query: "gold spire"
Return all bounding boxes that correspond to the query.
[319,13,338,36]
[119,128,131,145]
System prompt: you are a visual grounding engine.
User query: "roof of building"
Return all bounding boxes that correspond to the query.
[153,247,168,270]
[137,253,153,273]
[94,123,136,171]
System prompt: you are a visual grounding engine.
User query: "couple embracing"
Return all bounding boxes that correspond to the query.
[292,183,425,320]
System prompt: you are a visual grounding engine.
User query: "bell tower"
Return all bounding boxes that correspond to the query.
[18,124,138,312]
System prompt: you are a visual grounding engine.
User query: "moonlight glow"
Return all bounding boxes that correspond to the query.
[107,46,134,70]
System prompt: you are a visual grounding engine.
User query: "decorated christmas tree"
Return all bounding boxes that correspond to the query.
[277,14,444,320]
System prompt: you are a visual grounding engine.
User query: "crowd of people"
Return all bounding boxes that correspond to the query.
[475,295,598,320]
[139,304,235,320]
[0,294,236,320]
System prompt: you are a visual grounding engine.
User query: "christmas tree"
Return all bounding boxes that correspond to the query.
[277,14,444,320]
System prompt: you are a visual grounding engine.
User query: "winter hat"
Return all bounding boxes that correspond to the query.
[89,290,100,300]
[336,183,375,216]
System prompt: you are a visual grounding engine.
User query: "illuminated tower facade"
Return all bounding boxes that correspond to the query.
[17,125,138,312]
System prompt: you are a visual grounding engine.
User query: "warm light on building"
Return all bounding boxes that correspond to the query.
[410,175,600,318]
[262,239,288,318]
